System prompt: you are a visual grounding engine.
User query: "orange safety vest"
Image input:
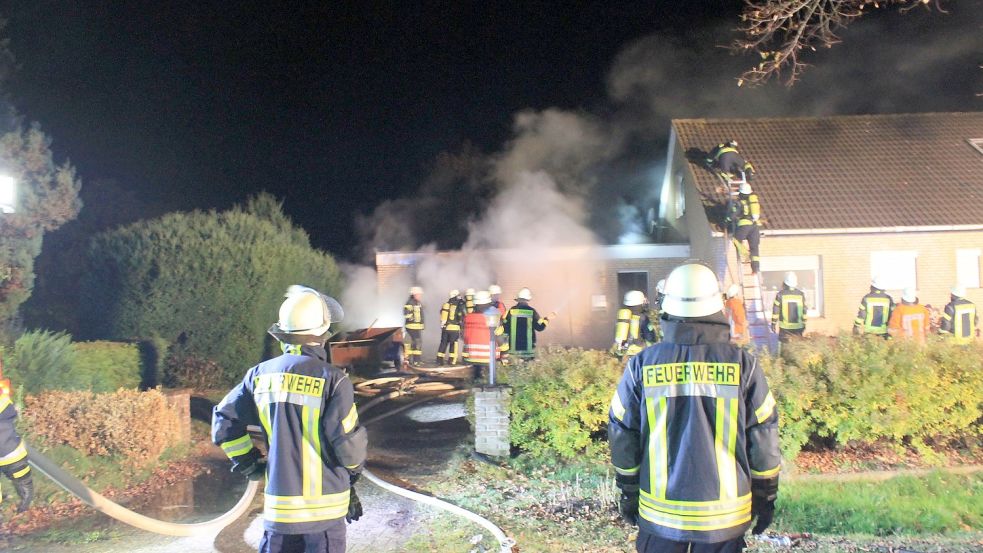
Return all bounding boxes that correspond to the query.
[888,303,930,343]
[724,296,748,337]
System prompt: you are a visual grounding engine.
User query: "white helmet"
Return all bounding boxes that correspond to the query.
[409,286,423,296]
[268,285,343,344]
[449,289,460,298]
[473,290,492,305]
[623,290,646,307]
[726,284,740,298]
[516,287,532,301]
[489,284,502,295]
[871,276,886,290]
[902,287,917,303]
[739,182,752,195]
[951,285,966,298]
[784,271,798,288]
[656,279,666,294]
[661,263,724,318]
[465,288,475,296]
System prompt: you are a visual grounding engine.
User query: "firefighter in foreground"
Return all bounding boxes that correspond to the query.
[463,291,505,379]
[608,263,780,553]
[437,289,465,365]
[854,277,894,338]
[708,140,755,183]
[503,287,553,360]
[939,285,978,344]
[771,272,807,343]
[613,290,656,359]
[888,287,930,343]
[0,370,33,513]
[213,286,367,553]
[403,286,425,366]
[727,182,762,274]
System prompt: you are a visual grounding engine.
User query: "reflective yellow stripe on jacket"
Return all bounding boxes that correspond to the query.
[264,491,350,523]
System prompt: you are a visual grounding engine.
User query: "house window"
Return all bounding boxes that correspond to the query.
[968,138,983,155]
[617,271,649,307]
[759,256,822,317]
[870,251,917,291]
[956,249,981,288]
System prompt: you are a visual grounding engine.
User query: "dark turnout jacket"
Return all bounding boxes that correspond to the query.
[608,316,780,544]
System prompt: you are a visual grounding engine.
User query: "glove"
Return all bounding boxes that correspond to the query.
[346,486,363,523]
[12,473,34,513]
[617,491,638,525]
[751,496,775,534]
[242,459,267,481]
[231,448,265,481]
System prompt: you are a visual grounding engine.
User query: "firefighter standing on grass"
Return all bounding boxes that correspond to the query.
[771,272,807,343]
[213,285,367,553]
[403,286,425,366]
[503,287,552,359]
[939,285,978,344]
[854,277,894,338]
[727,183,762,275]
[437,289,465,365]
[608,263,780,553]
[0,370,33,513]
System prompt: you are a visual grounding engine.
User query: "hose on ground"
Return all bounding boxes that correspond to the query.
[25,443,260,537]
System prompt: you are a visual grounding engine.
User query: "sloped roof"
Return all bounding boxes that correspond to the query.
[673,112,983,231]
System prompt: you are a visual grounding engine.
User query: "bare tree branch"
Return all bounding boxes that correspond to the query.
[732,0,944,87]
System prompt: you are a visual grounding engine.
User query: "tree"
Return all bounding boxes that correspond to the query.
[0,124,82,331]
[733,0,944,87]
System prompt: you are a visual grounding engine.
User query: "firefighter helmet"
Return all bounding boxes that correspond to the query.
[466,288,475,296]
[951,285,966,298]
[726,284,740,298]
[623,290,646,307]
[268,285,343,344]
[726,139,738,148]
[489,284,502,296]
[784,271,798,288]
[661,263,724,318]
[902,287,917,303]
[871,276,886,290]
[739,182,752,195]
[449,289,459,299]
[656,279,666,294]
[516,287,532,301]
[474,290,492,305]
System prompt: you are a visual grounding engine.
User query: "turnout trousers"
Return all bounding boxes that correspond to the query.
[637,530,745,553]
[404,329,423,365]
[259,521,347,553]
[733,224,760,273]
[437,329,461,365]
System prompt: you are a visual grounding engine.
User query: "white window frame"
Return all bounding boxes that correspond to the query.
[870,251,918,292]
[968,138,983,155]
[956,248,982,289]
[758,255,823,318]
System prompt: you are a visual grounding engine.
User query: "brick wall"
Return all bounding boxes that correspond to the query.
[473,386,511,458]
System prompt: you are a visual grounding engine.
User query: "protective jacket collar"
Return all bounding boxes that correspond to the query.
[661,313,731,345]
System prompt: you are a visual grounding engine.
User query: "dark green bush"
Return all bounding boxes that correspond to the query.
[73,341,142,392]
[5,330,77,394]
[79,194,343,383]
[509,347,624,462]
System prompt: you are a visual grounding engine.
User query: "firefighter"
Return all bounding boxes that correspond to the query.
[708,139,755,182]
[725,283,748,344]
[939,285,978,344]
[0,376,33,513]
[653,279,666,312]
[727,182,761,274]
[463,291,505,379]
[771,272,807,343]
[888,287,930,343]
[854,277,894,338]
[488,284,507,317]
[213,285,367,553]
[464,288,476,314]
[612,290,655,359]
[503,287,552,360]
[437,289,465,365]
[403,286,425,366]
[609,263,780,553]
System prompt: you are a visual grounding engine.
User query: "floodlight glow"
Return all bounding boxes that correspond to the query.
[0,175,15,214]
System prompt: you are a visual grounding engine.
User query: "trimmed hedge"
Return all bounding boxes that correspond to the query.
[6,331,149,393]
[73,341,142,392]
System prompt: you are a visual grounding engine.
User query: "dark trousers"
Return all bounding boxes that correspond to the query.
[404,328,423,365]
[259,523,346,553]
[637,531,745,553]
[734,224,760,273]
[437,329,460,364]
[778,327,804,343]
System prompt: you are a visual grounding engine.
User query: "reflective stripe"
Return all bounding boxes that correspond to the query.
[341,404,359,433]
[610,391,626,421]
[301,406,323,498]
[647,397,669,500]
[751,465,781,478]
[0,394,11,412]
[264,491,349,523]
[641,490,751,510]
[256,399,273,437]
[754,391,776,423]
[254,390,322,409]
[12,465,30,479]
[615,465,640,476]
[714,398,738,500]
[0,441,27,466]
[639,498,752,531]
[645,383,739,400]
[220,434,254,458]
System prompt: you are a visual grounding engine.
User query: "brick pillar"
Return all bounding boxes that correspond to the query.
[164,389,191,445]
[473,385,511,458]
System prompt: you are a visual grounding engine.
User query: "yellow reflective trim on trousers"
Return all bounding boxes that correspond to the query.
[641,490,751,509]
[610,391,626,421]
[220,434,253,457]
[12,465,30,479]
[0,441,27,466]
[342,404,359,433]
[640,495,751,517]
[751,465,781,478]
[615,465,640,476]
[714,398,738,500]
[755,391,776,423]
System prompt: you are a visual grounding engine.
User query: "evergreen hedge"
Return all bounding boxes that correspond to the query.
[5,331,147,393]
[79,195,342,383]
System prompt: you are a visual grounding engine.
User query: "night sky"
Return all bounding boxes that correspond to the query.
[1,2,981,257]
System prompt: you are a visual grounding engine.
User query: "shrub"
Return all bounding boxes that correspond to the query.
[5,330,77,394]
[509,347,624,462]
[21,388,182,467]
[72,341,142,392]
[163,347,227,391]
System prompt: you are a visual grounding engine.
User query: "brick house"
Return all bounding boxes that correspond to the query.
[662,112,983,337]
